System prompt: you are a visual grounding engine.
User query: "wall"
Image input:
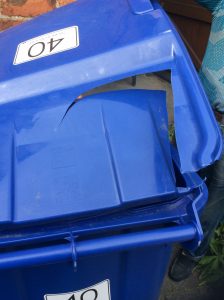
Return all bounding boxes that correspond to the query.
[0,0,75,32]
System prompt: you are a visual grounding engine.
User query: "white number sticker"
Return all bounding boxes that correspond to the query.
[14,26,79,65]
[44,280,111,300]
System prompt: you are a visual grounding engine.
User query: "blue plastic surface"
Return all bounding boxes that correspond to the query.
[0,88,210,224]
[0,0,222,224]
[0,246,171,300]
[0,0,221,299]
[0,89,179,224]
[128,0,154,14]
[0,0,222,175]
[0,181,208,300]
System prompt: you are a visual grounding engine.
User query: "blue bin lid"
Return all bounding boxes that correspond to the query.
[0,90,180,223]
[0,0,222,224]
[0,0,221,174]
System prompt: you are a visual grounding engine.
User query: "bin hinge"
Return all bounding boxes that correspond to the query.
[66,233,78,271]
[128,0,154,15]
[181,193,204,253]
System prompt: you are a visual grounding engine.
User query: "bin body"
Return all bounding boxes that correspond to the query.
[0,90,212,300]
[0,178,208,300]
[0,246,171,300]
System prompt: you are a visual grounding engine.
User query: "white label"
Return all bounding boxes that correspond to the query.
[14,26,79,65]
[44,280,111,300]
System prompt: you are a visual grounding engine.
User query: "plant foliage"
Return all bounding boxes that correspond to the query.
[197,223,224,285]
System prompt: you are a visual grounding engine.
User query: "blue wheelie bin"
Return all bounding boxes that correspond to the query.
[0,0,222,299]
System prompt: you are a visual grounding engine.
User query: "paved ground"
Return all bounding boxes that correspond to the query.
[86,73,174,124]
[160,248,224,300]
[161,272,224,300]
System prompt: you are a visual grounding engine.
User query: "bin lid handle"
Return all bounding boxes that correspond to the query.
[128,0,154,14]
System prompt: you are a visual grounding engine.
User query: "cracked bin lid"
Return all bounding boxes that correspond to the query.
[0,90,181,224]
[0,0,222,224]
[0,0,221,174]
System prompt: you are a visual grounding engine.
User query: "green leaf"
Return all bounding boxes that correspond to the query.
[197,222,224,284]
[199,256,216,266]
